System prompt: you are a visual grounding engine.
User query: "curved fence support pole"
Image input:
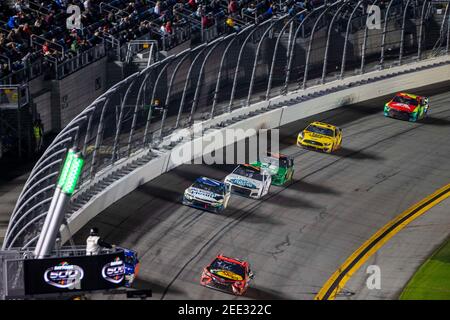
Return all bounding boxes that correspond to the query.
[28,91,106,179]
[163,49,192,111]
[141,75,156,146]
[127,69,160,155]
[229,20,272,111]
[3,128,81,247]
[81,110,95,156]
[285,5,326,93]
[447,9,450,53]
[286,20,294,63]
[176,45,207,129]
[248,16,286,106]
[189,37,225,123]
[265,13,301,100]
[148,61,174,139]
[21,235,40,250]
[304,3,338,89]
[432,2,450,52]
[361,0,379,74]
[399,0,412,65]
[380,0,396,67]
[111,75,139,163]
[143,66,166,145]
[90,97,111,178]
[211,33,241,117]
[322,2,348,83]
[80,104,103,181]
[340,0,364,79]
[8,178,58,234]
[131,60,169,149]
[3,172,58,248]
[133,70,154,147]
[7,134,75,226]
[158,50,193,137]
[8,209,50,250]
[418,0,429,60]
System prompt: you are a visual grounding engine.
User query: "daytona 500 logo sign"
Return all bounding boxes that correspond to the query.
[102,257,125,284]
[44,261,84,289]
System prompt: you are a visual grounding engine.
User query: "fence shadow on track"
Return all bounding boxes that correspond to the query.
[334,146,384,161]
[260,192,320,210]
[421,115,450,126]
[132,278,186,296]
[244,286,290,300]
[139,184,185,203]
[220,204,285,227]
[287,180,342,196]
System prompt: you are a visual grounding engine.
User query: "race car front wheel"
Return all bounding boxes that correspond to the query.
[232,285,244,296]
[327,144,334,153]
[286,171,294,182]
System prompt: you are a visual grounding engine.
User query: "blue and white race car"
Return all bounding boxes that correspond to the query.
[183,177,231,213]
[123,248,139,288]
[224,164,271,199]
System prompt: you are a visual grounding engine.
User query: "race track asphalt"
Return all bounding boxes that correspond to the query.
[74,82,450,300]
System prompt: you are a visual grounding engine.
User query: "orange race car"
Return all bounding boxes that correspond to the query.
[200,254,254,296]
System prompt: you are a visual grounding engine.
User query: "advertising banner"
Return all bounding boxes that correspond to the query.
[23,251,126,295]
[0,86,28,109]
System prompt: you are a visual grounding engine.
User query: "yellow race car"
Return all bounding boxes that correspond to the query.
[297,121,342,153]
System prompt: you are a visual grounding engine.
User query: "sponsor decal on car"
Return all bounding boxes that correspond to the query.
[102,257,125,284]
[310,133,326,138]
[43,261,84,289]
[230,178,256,189]
[212,269,244,281]
[190,188,218,199]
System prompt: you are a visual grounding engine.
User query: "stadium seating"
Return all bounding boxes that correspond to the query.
[0,0,317,82]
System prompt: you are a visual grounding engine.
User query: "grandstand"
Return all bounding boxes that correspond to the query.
[0,0,300,83]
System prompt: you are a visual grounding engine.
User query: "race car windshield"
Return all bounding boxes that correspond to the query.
[234,166,264,181]
[393,95,418,106]
[208,258,246,279]
[125,256,135,265]
[306,125,334,137]
[262,157,289,168]
[192,181,225,194]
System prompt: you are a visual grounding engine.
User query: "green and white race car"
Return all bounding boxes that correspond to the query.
[251,153,294,186]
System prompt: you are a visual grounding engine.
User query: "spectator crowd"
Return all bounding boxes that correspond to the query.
[0,0,319,81]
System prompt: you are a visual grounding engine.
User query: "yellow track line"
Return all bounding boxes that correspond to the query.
[315,183,450,300]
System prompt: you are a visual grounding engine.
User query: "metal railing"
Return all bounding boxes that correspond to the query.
[0,57,45,86]
[53,44,108,79]
[124,40,158,64]
[30,34,66,58]
[2,0,448,250]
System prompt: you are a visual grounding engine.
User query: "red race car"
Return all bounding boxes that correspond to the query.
[200,254,254,296]
[384,92,429,122]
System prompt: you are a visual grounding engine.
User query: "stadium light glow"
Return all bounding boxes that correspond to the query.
[57,148,76,188]
[61,152,84,195]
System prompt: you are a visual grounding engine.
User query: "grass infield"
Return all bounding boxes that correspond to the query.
[400,236,450,300]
